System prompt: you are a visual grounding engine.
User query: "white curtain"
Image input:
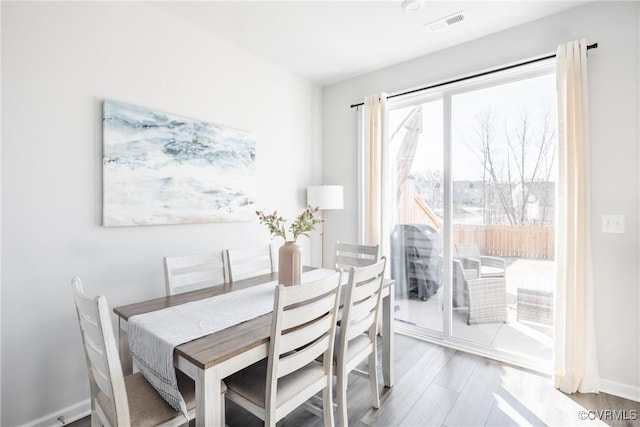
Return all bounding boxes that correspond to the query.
[363,93,389,256]
[554,39,600,394]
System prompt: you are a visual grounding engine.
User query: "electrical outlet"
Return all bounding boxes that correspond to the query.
[602,214,624,233]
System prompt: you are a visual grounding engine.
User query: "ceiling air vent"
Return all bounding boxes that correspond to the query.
[425,11,465,32]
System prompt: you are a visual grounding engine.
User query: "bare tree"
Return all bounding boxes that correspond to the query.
[465,108,556,226]
[466,110,516,225]
[504,109,556,225]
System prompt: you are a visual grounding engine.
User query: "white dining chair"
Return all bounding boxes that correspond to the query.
[163,253,228,296]
[335,241,379,271]
[335,258,386,427]
[224,272,343,427]
[71,276,204,427]
[335,241,383,336]
[224,244,275,282]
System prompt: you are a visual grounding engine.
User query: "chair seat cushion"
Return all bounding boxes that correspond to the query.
[225,359,325,410]
[97,371,199,427]
[481,266,504,277]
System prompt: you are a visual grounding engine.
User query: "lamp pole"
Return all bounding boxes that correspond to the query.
[307,185,344,268]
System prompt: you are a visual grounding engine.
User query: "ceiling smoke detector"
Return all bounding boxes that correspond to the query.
[425,11,466,31]
[401,0,424,12]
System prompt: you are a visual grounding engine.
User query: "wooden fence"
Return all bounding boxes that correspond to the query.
[453,224,554,260]
[398,184,554,259]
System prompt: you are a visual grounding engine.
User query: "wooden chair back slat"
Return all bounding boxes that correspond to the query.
[281,292,337,330]
[348,295,378,324]
[335,242,379,271]
[335,256,375,268]
[168,253,222,269]
[77,313,103,353]
[351,275,381,302]
[170,269,224,289]
[345,311,377,341]
[92,366,114,401]
[279,313,333,355]
[280,274,341,304]
[336,243,379,256]
[225,245,274,282]
[277,334,331,379]
[164,253,227,295]
[84,339,110,391]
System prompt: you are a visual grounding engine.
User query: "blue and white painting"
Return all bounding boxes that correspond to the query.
[103,100,256,226]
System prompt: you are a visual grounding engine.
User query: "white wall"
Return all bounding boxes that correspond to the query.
[323,1,639,400]
[0,2,3,424]
[1,2,321,425]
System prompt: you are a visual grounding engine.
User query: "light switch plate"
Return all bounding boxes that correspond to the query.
[602,214,625,233]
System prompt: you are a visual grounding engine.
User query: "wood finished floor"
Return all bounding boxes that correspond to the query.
[71,334,640,427]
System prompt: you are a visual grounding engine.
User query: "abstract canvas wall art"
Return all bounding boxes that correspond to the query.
[102,100,256,226]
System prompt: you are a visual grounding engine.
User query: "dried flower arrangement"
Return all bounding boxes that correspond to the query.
[256,206,322,242]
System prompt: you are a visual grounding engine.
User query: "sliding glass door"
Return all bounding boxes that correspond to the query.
[381,62,557,370]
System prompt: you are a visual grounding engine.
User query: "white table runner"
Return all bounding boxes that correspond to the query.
[128,268,336,416]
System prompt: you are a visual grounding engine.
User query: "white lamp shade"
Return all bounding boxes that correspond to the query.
[307,185,344,210]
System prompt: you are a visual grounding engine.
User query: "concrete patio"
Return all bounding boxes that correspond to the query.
[394,257,554,369]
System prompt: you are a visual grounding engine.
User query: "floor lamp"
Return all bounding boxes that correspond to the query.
[307,185,344,268]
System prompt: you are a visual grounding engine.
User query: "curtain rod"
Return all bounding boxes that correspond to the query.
[349,42,598,108]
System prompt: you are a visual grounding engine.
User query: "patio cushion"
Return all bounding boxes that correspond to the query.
[480,266,505,278]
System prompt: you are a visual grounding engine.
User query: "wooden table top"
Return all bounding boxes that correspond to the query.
[113,268,393,370]
[113,271,284,320]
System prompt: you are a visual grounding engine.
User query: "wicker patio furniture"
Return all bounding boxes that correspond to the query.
[452,259,507,325]
[517,288,554,325]
[455,243,506,279]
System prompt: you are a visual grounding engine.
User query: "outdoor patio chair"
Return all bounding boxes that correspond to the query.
[455,243,506,279]
[452,259,507,325]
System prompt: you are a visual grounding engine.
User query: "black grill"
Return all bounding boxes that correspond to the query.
[390,224,442,301]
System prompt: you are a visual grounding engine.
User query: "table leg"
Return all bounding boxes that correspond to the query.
[382,282,395,388]
[118,318,133,375]
[195,367,223,427]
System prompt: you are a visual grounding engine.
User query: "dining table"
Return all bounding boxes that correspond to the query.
[113,267,395,427]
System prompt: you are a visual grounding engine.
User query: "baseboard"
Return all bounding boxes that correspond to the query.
[18,399,90,427]
[600,379,640,402]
